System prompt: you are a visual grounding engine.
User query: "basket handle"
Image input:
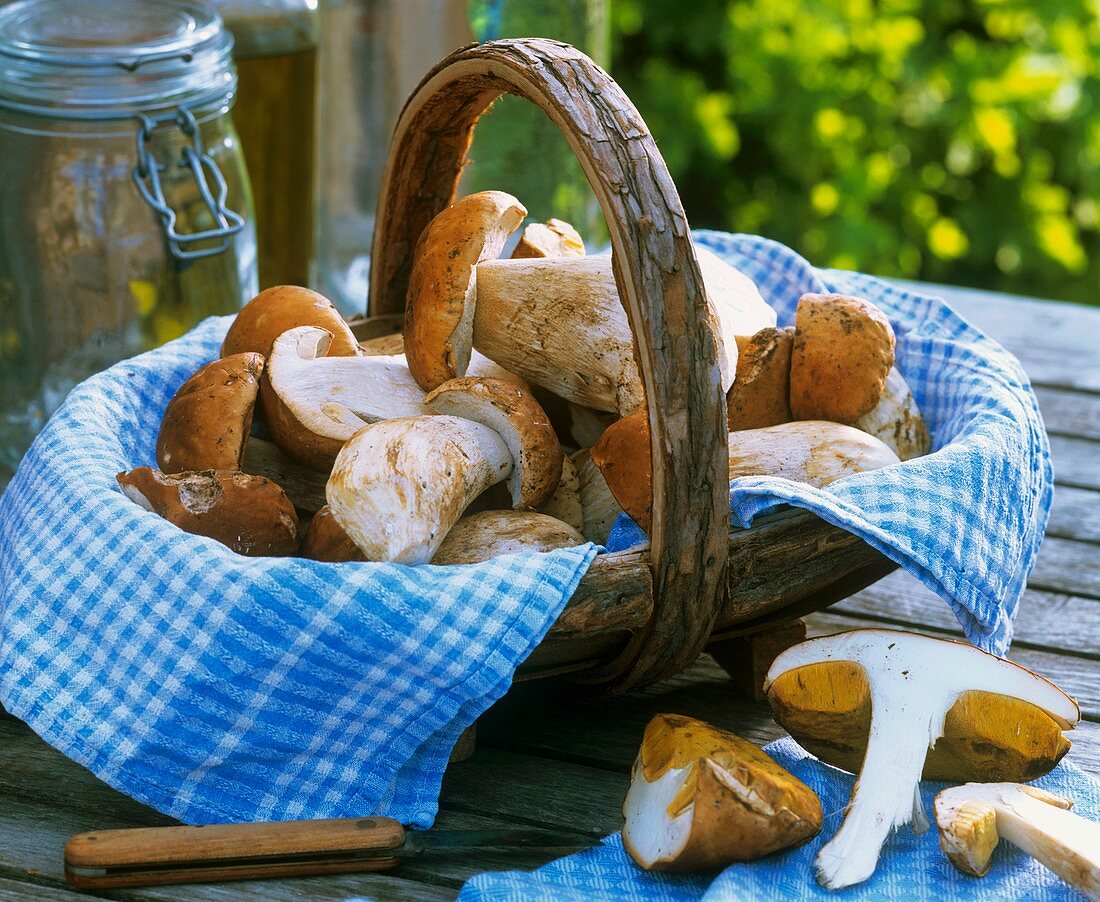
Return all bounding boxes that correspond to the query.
[367,38,728,690]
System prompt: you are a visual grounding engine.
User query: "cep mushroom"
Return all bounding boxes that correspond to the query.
[621,714,822,872]
[592,412,900,533]
[935,782,1100,898]
[327,379,561,563]
[222,285,359,359]
[726,326,793,431]
[117,467,299,556]
[854,367,931,461]
[299,505,365,563]
[511,217,586,259]
[262,326,429,469]
[790,293,896,423]
[431,510,585,565]
[765,629,1081,890]
[156,353,263,473]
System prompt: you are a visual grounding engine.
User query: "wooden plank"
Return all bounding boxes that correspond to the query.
[930,284,1100,393]
[0,876,92,900]
[1030,536,1100,599]
[836,569,1100,661]
[1050,435,1100,491]
[1035,386,1100,441]
[1048,485,1100,543]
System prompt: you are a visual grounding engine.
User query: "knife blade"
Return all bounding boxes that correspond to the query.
[64,816,598,890]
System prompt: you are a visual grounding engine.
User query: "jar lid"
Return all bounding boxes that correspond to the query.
[0,0,236,118]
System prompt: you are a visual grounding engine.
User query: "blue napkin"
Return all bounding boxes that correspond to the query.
[608,232,1052,656]
[459,737,1100,901]
[0,316,597,826]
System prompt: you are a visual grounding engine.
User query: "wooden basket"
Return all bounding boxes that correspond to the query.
[363,38,895,692]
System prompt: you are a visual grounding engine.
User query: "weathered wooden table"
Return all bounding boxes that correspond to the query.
[1,284,1097,900]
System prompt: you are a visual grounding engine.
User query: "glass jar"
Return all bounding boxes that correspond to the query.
[0,0,257,481]
[315,0,609,316]
[213,0,319,290]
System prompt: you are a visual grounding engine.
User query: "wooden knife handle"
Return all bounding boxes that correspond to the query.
[65,816,406,889]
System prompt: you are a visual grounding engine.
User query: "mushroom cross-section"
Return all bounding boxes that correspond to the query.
[764,628,1080,890]
[262,326,430,470]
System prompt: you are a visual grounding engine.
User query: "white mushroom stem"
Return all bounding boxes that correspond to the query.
[326,416,512,564]
[936,783,1100,898]
[765,631,1080,890]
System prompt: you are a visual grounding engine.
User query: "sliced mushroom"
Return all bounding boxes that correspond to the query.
[424,377,562,510]
[511,217,586,259]
[935,782,1100,897]
[326,415,513,564]
[622,714,822,871]
[574,448,623,544]
[726,326,793,431]
[404,190,527,391]
[300,504,365,562]
[765,629,1080,890]
[431,510,586,564]
[117,467,299,556]
[262,326,429,470]
[222,285,359,359]
[538,453,584,532]
[592,413,900,533]
[854,367,931,461]
[156,353,263,473]
[790,293,896,423]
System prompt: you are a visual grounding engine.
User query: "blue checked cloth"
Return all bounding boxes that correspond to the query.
[0,316,597,826]
[608,232,1052,655]
[458,737,1100,901]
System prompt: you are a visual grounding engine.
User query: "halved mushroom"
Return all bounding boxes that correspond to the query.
[765,629,1080,890]
[326,415,513,564]
[424,377,562,511]
[262,326,429,470]
[299,505,365,563]
[935,782,1100,897]
[511,217,585,259]
[790,293,896,423]
[431,510,586,564]
[403,190,527,390]
[592,413,899,533]
[726,326,793,431]
[222,285,359,359]
[156,353,263,473]
[854,367,931,461]
[622,714,822,871]
[117,467,299,556]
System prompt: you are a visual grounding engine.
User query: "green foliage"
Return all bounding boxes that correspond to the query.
[612,0,1100,304]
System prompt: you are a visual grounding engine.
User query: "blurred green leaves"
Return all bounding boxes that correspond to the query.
[612,0,1099,303]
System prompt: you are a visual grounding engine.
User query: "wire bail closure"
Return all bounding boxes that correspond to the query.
[133,106,245,263]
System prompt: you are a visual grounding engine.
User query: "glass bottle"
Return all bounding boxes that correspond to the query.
[213,0,319,290]
[0,0,257,482]
[315,0,609,316]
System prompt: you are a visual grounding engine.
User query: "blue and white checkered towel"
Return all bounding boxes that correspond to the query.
[0,231,1050,828]
[609,232,1052,655]
[458,738,1100,901]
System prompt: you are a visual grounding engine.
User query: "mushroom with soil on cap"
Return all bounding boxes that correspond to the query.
[591,411,900,534]
[431,510,586,565]
[622,713,823,872]
[156,353,264,473]
[327,378,562,564]
[262,326,430,470]
[117,467,299,556]
[934,782,1100,899]
[764,628,1081,890]
[725,326,794,431]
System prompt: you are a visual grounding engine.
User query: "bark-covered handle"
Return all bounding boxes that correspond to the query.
[367,38,728,690]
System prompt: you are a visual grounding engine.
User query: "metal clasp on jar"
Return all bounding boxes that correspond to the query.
[133,107,246,263]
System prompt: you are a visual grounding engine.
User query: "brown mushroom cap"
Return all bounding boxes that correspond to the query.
[222,285,359,359]
[590,410,652,532]
[404,191,527,391]
[726,326,793,431]
[431,510,586,565]
[425,376,563,510]
[790,293,896,423]
[300,504,366,563]
[117,467,299,556]
[156,353,264,473]
[511,218,585,259]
